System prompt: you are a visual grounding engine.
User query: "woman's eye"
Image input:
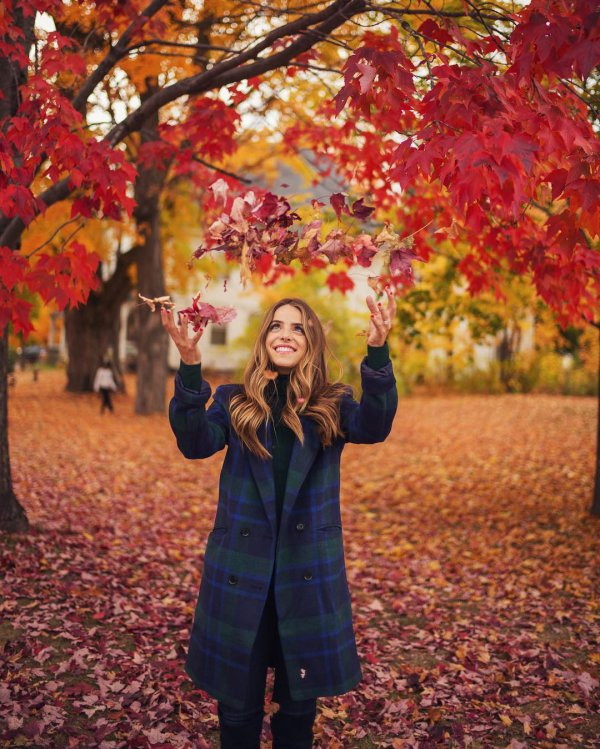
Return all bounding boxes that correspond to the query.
[294,326,305,334]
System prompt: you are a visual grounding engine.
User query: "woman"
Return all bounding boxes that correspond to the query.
[161,292,397,749]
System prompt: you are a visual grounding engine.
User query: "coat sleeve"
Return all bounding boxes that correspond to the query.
[168,374,230,459]
[339,357,398,444]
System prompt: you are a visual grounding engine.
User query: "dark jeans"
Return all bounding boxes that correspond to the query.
[218,573,317,728]
[99,388,113,413]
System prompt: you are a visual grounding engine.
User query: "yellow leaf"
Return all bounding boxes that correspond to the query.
[320,707,337,720]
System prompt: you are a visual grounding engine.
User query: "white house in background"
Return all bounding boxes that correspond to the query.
[426,311,535,377]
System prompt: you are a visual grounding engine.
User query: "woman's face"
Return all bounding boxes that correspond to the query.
[265,304,308,374]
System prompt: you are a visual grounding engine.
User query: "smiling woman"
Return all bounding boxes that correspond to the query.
[265,305,307,374]
[161,293,397,749]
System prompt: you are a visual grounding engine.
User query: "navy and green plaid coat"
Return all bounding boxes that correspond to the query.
[169,356,397,710]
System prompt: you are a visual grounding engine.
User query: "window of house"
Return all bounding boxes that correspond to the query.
[210,326,227,346]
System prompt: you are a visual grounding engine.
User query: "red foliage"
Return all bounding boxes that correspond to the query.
[285,0,600,327]
[1,0,598,336]
[178,293,237,331]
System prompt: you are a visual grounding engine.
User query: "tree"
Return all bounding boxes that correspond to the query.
[1,0,599,534]
[0,0,371,531]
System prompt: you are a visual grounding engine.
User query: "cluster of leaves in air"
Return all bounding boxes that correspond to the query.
[138,293,237,332]
[193,179,420,295]
[286,0,600,327]
[2,375,599,747]
[177,293,237,331]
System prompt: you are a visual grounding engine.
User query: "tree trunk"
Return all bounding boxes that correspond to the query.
[0,332,29,533]
[64,288,124,391]
[135,213,169,413]
[591,322,600,517]
[133,82,169,415]
[0,6,35,533]
[64,253,135,391]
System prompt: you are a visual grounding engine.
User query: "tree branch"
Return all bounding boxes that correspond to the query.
[106,0,366,146]
[71,0,170,114]
[24,217,84,258]
[0,0,368,249]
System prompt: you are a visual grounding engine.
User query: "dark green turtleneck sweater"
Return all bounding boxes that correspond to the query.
[179,342,390,534]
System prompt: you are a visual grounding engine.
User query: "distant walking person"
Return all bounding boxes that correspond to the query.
[93,359,117,414]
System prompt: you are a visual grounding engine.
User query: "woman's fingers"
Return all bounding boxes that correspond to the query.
[161,308,203,364]
[366,287,396,344]
[366,295,378,315]
[191,325,205,345]
[162,308,194,345]
[161,307,179,337]
[385,286,396,324]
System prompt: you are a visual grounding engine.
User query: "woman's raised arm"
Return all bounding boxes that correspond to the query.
[162,307,229,459]
[339,288,398,444]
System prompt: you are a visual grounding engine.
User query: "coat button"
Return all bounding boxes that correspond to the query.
[240,528,250,537]
[303,572,313,581]
[295,522,305,532]
[228,575,238,585]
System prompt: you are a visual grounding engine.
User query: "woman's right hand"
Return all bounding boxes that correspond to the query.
[161,307,204,365]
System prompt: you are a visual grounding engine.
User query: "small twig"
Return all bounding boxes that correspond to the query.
[191,155,252,183]
[25,217,84,258]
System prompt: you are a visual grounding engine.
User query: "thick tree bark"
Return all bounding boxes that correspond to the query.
[64,287,125,391]
[0,6,35,533]
[592,322,600,517]
[0,332,29,532]
[133,83,169,414]
[64,250,136,391]
[135,214,169,413]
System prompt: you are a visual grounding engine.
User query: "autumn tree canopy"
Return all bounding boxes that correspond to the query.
[1,0,598,336]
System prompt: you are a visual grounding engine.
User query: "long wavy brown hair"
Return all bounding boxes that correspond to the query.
[229,298,348,459]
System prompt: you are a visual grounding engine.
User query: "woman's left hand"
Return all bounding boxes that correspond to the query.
[366,287,396,346]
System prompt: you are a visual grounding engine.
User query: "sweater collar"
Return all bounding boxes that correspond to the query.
[268,372,289,407]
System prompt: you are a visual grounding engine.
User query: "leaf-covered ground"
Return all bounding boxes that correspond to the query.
[1,370,599,749]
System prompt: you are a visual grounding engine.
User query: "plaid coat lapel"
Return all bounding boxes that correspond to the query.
[246,418,278,537]
[280,414,320,528]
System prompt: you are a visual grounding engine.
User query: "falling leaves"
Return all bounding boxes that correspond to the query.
[192,183,409,293]
[137,294,176,312]
[2,372,599,748]
[178,292,237,332]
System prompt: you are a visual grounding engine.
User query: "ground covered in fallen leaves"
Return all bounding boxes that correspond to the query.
[1,369,599,749]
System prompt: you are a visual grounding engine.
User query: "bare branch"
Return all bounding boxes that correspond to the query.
[25,217,84,259]
[126,38,236,55]
[106,0,367,146]
[71,0,170,114]
[0,0,367,248]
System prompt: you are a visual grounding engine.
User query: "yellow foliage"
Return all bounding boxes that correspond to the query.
[21,201,123,264]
